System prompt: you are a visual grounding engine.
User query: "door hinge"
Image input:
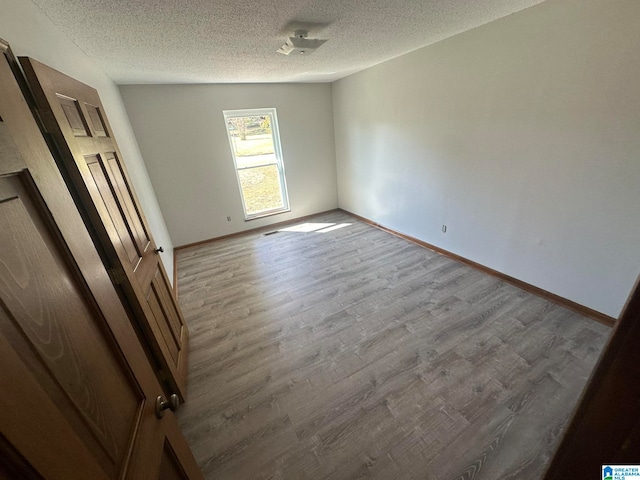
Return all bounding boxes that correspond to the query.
[107,266,127,285]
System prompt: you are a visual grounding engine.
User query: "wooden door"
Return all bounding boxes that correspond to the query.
[19,58,189,401]
[0,39,202,480]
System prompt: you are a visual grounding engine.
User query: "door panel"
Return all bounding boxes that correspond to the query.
[57,94,90,137]
[0,172,143,478]
[85,153,144,269]
[158,442,190,480]
[20,57,189,401]
[85,102,109,137]
[148,267,186,365]
[153,268,185,343]
[104,151,151,261]
[0,38,202,479]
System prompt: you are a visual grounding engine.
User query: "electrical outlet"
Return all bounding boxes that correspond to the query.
[227,216,231,222]
[442,225,447,233]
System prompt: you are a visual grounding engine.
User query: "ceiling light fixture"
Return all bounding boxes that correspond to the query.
[277,30,327,56]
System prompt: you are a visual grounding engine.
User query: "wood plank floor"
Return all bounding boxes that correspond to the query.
[175,211,610,480]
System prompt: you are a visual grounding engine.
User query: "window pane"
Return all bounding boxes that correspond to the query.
[223,108,289,219]
[228,116,275,160]
[237,164,284,215]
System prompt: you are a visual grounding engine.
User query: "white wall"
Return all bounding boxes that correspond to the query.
[332,0,640,318]
[119,83,337,246]
[0,0,175,281]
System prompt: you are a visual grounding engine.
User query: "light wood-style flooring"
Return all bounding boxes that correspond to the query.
[175,210,610,479]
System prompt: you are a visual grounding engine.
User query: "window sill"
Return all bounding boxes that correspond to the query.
[244,208,291,221]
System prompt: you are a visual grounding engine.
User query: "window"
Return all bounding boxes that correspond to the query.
[223,108,290,220]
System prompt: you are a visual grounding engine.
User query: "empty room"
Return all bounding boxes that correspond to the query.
[1,0,639,479]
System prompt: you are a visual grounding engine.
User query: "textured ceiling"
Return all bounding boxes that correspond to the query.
[30,0,547,84]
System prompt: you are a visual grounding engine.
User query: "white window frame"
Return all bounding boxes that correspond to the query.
[223,108,290,220]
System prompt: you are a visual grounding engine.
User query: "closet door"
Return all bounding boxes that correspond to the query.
[0,39,201,480]
[20,57,189,401]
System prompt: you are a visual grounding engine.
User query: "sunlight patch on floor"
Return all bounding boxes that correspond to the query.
[279,222,352,233]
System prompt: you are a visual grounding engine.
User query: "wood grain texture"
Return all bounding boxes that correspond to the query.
[176,211,610,480]
[343,209,616,327]
[20,56,190,402]
[543,275,640,477]
[1,43,202,478]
